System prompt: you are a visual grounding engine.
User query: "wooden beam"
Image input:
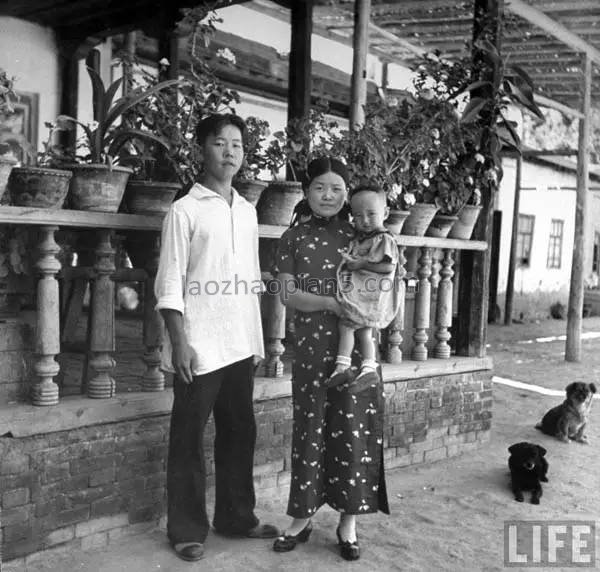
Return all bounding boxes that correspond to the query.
[565,53,592,362]
[533,94,584,119]
[456,0,503,358]
[506,0,600,66]
[350,0,371,127]
[504,155,522,326]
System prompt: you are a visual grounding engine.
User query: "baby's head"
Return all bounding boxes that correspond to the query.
[349,184,389,234]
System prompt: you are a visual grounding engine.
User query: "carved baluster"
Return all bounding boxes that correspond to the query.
[412,247,432,361]
[88,230,116,398]
[434,249,455,359]
[262,279,285,377]
[386,245,406,364]
[142,233,165,391]
[32,226,61,406]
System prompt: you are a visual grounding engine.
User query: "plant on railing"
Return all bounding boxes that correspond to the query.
[263,107,339,182]
[55,65,179,166]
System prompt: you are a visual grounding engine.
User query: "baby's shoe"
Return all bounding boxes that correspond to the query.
[347,360,380,394]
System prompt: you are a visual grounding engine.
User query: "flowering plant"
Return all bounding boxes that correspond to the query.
[235,116,270,181]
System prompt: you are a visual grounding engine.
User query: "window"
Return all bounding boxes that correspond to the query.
[593,233,600,274]
[516,214,535,267]
[547,219,564,269]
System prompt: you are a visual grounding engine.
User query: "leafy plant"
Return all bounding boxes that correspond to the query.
[263,107,339,182]
[56,65,179,165]
[235,116,270,181]
[0,68,17,115]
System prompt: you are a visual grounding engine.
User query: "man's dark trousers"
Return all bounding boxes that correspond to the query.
[166,356,259,544]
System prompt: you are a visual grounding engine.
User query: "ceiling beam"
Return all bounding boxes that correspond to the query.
[505,0,600,66]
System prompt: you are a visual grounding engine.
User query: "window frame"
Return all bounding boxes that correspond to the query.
[546,218,564,269]
[516,214,535,268]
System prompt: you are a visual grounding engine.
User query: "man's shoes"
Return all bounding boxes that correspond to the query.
[215,522,280,539]
[336,527,360,561]
[273,520,313,552]
[172,542,204,562]
[245,523,280,539]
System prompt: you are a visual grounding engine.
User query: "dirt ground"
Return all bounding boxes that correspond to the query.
[5,317,600,572]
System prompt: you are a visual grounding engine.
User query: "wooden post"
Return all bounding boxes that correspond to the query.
[412,247,432,361]
[488,210,502,323]
[350,0,371,128]
[288,0,312,123]
[434,249,455,359]
[157,9,181,81]
[57,37,80,152]
[386,246,406,363]
[263,279,286,377]
[142,233,165,391]
[85,49,102,121]
[505,155,522,325]
[32,227,61,406]
[88,230,116,398]
[566,54,592,362]
[456,0,503,357]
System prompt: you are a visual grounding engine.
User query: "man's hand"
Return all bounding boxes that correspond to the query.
[171,342,196,384]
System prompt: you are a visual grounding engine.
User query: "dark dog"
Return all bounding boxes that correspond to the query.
[535,382,596,444]
[508,442,548,504]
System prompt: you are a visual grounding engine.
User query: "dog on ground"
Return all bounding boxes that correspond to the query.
[508,442,548,504]
[535,382,596,444]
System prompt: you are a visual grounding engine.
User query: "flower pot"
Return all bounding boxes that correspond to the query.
[234,178,268,207]
[0,156,17,203]
[256,180,304,226]
[68,164,132,212]
[448,205,482,240]
[425,213,459,238]
[8,166,72,208]
[401,203,439,236]
[123,180,181,216]
[384,209,410,235]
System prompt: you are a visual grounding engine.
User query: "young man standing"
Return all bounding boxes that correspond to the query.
[155,114,278,562]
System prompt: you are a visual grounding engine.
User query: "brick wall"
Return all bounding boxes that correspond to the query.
[1,370,491,565]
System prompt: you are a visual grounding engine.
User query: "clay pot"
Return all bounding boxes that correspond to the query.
[123,180,181,216]
[401,203,439,236]
[0,156,17,203]
[68,164,132,212]
[8,166,72,208]
[234,178,268,207]
[425,214,459,238]
[384,209,410,235]
[448,205,482,240]
[256,180,304,226]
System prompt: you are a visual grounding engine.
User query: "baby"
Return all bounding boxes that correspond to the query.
[326,184,400,393]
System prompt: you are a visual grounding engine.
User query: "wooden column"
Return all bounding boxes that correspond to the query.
[88,230,116,398]
[57,37,80,152]
[157,10,181,81]
[386,246,406,363]
[412,247,432,361]
[288,0,313,124]
[456,0,503,357]
[488,210,502,323]
[350,0,371,127]
[263,280,286,377]
[142,233,165,391]
[566,54,592,362]
[434,249,455,359]
[504,156,522,325]
[32,227,61,406]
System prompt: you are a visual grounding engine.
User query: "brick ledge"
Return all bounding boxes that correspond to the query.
[0,356,492,438]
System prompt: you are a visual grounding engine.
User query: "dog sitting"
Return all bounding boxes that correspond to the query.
[535,382,596,444]
[508,442,549,504]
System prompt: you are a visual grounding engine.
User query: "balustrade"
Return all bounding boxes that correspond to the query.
[0,206,487,406]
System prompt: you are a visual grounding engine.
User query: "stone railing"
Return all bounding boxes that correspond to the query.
[0,206,486,406]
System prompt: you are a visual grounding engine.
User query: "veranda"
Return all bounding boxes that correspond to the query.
[0,0,596,563]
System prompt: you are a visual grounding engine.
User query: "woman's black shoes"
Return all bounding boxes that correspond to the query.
[336,527,360,561]
[273,520,313,552]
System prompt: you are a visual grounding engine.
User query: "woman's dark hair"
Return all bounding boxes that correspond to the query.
[195,113,248,146]
[289,156,351,227]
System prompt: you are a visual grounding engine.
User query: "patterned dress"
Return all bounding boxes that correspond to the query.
[274,215,390,518]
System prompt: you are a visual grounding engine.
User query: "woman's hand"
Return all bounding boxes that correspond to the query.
[343,253,365,271]
[325,297,342,316]
[171,342,196,384]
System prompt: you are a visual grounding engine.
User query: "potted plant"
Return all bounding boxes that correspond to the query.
[57,62,179,212]
[0,68,21,200]
[233,116,270,206]
[259,108,337,226]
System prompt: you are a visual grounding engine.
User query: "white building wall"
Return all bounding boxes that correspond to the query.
[496,158,578,319]
[0,17,60,153]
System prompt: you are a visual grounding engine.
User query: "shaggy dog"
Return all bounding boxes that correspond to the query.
[535,382,596,444]
[508,442,548,504]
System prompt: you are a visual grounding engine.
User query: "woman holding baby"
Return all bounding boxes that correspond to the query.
[271,156,396,561]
